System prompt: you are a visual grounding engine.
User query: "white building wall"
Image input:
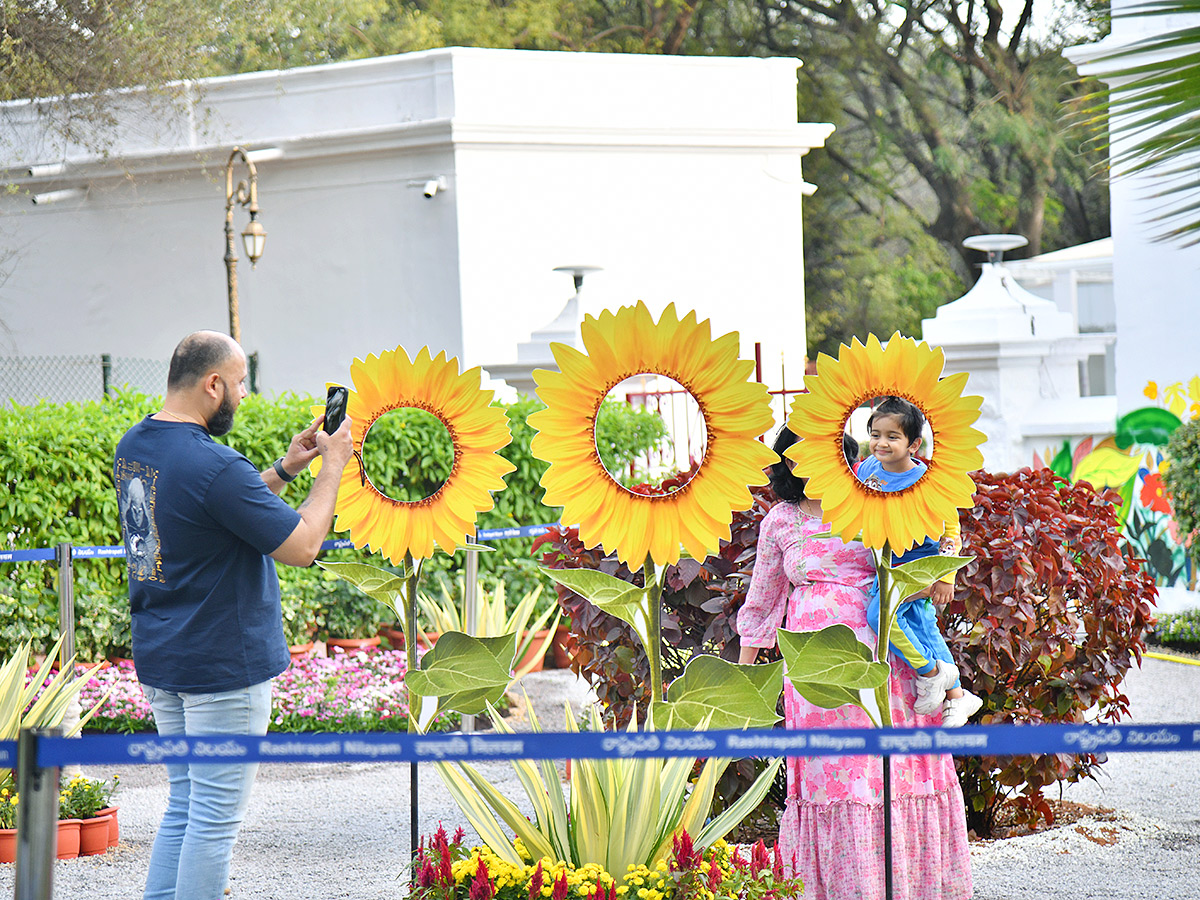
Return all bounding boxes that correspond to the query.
[0,48,829,402]
[1068,1,1200,412]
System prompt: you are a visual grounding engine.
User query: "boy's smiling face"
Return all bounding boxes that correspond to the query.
[868,413,921,472]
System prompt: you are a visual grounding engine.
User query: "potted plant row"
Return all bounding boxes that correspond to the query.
[0,774,119,863]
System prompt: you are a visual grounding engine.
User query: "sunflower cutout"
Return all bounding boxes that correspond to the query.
[312,346,516,562]
[529,301,777,567]
[784,332,984,552]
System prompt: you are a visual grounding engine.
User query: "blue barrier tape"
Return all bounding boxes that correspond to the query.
[0,527,560,564]
[12,723,1200,769]
[0,548,56,562]
[476,523,559,542]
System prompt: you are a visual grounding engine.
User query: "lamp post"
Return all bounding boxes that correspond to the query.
[224,147,267,344]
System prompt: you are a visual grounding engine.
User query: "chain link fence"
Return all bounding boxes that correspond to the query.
[0,354,169,404]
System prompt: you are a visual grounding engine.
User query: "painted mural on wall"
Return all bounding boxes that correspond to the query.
[1032,377,1198,587]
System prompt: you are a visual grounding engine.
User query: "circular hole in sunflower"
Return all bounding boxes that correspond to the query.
[595,374,709,496]
[359,407,455,502]
[845,397,934,487]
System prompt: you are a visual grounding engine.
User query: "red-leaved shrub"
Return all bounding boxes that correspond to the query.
[947,467,1157,834]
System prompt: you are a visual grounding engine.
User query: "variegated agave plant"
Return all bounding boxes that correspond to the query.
[430,701,782,876]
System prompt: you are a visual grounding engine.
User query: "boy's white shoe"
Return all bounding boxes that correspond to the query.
[940,690,983,728]
[914,660,959,715]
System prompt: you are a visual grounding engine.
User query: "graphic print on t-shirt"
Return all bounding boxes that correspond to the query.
[116,459,163,584]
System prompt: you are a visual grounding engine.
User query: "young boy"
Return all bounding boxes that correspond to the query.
[857,396,982,727]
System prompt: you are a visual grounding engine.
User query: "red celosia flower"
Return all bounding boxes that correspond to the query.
[750,840,770,876]
[551,870,570,900]
[528,860,545,900]
[772,842,784,879]
[416,855,437,889]
[671,829,701,872]
[706,856,722,891]
[437,845,454,887]
[469,856,495,900]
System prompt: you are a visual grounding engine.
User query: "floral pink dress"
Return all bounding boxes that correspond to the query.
[736,502,972,900]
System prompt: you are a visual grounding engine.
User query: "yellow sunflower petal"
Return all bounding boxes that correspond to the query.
[326,345,514,561]
[788,334,985,551]
[530,304,773,568]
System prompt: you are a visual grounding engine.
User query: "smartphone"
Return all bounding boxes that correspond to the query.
[324,385,349,434]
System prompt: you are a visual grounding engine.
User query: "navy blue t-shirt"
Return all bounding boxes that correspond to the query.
[114,417,301,692]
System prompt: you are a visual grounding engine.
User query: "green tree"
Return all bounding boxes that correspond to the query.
[742,0,1110,265]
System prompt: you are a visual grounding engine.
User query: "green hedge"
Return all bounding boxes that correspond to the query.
[0,391,666,658]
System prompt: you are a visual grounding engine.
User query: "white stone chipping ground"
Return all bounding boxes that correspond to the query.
[3,661,1198,900]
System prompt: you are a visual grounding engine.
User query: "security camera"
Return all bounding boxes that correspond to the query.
[423,179,441,199]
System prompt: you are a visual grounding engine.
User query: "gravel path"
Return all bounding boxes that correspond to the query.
[3,659,1198,899]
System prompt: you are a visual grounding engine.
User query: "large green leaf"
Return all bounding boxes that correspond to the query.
[885,555,972,599]
[1071,446,1144,491]
[403,632,514,715]
[541,566,651,651]
[316,560,409,624]
[778,625,890,723]
[650,657,783,731]
[778,625,891,688]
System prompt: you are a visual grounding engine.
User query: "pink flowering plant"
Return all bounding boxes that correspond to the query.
[63,649,461,734]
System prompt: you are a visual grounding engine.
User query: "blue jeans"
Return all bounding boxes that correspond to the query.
[142,681,272,900]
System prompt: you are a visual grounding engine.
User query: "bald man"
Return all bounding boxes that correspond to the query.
[114,330,354,900]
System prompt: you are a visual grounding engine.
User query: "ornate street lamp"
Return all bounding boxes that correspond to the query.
[224,146,267,344]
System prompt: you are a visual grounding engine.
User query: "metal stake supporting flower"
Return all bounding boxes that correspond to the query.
[782,331,986,899]
[306,344,521,854]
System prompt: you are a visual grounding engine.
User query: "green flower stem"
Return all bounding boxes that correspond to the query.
[874,542,893,729]
[644,556,664,707]
[405,551,419,734]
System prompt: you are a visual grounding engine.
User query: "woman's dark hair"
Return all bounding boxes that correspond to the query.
[867,396,925,445]
[769,427,861,503]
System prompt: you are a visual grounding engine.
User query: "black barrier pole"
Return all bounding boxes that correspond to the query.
[882,754,894,900]
[15,728,60,900]
[55,543,75,673]
[406,551,419,860]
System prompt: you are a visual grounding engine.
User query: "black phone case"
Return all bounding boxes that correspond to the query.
[324,386,348,433]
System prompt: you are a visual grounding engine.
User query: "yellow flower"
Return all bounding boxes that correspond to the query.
[313,345,516,561]
[785,332,985,552]
[530,302,777,567]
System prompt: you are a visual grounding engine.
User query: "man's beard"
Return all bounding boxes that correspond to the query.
[206,379,237,436]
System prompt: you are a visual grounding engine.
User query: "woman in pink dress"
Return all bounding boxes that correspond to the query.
[736,427,972,900]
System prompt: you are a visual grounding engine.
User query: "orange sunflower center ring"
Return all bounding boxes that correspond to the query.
[311,345,515,562]
[528,301,777,567]
[784,331,986,552]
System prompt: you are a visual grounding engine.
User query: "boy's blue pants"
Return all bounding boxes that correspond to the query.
[866,579,960,688]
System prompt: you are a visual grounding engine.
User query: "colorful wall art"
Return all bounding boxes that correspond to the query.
[1032,377,1199,586]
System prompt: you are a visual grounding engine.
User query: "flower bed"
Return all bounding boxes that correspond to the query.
[411,826,803,900]
[61,648,460,734]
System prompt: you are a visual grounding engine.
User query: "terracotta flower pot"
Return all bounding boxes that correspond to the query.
[550,625,575,669]
[289,641,315,660]
[325,636,382,655]
[516,629,552,673]
[377,625,405,650]
[416,631,440,650]
[96,806,120,847]
[57,819,81,860]
[79,814,112,856]
[0,828,15,864]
